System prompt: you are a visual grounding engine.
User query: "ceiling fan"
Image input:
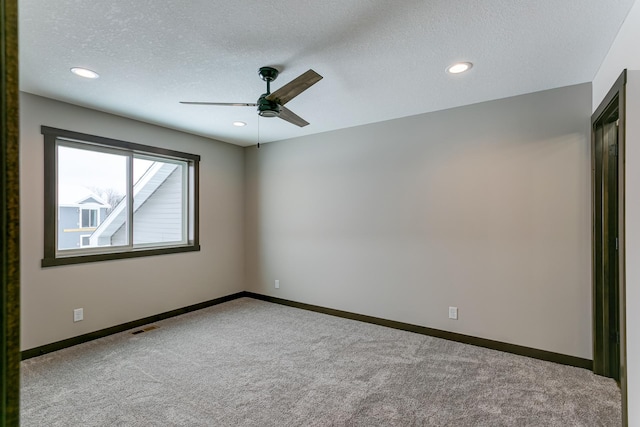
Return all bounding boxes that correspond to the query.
[180,66,323,127]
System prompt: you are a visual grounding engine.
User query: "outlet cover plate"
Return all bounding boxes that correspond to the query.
[73,308,83,322]
[448,306,458,320]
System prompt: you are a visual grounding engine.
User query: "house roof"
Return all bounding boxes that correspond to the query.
[18,0,637,146]
[89,162,178,242]
[58,185,110,208]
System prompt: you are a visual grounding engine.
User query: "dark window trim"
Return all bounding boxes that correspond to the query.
[41,126,200,267]
[41,126,201,161]
[41,245,201,267]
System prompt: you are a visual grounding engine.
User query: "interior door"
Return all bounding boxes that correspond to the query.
[593,111,620,381]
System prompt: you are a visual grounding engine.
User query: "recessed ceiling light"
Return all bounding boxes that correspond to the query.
[70,67,99,79]
[446,62,473,74]
[232,121,247,127]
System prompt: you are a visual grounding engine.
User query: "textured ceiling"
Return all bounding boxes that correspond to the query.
[19,0,636,146]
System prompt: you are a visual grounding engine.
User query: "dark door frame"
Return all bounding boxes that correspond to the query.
[591,70,627,425]
[1,0,20,425]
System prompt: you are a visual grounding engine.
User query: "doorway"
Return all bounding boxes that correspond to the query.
[592,105,620,380]
[591,70,626,407]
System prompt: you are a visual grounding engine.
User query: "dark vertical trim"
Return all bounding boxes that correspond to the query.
[1,0,20,425]
[193,159,200,247]
[617,78,628,427]
[592,121,604,375]
[591,69,627,426]
[42,133,56,260]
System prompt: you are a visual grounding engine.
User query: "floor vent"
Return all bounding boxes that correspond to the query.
[131,325,158,335]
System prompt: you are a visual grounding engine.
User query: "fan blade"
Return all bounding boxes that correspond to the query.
[180,102,257,106]
[278,106,310,127]
[265,69,322,106]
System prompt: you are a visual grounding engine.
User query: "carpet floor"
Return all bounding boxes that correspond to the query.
[21,298,621,426]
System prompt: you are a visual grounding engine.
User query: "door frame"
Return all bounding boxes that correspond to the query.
[591,70,627,424]
[1,0,20,425]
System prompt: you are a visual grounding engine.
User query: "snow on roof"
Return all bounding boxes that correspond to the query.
[58,185,111,207]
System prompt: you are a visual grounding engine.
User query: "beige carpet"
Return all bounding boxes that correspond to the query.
[21,298,621,426]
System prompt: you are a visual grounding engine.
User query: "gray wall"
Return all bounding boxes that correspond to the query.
[245,83,592,359]
[20,93,245,350]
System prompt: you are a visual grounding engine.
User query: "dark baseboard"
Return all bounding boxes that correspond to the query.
[244,292,593,370]
[21,290,593,371]
[21,291,248,360]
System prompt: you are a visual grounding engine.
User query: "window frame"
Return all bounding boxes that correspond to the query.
[80,235,91,248]
[80,208,99,228]
[42,126,200,267]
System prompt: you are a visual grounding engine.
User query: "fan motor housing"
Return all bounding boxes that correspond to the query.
[257,94,281,117]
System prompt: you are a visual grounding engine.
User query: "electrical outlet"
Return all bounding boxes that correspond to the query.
[73,308,84,322]
[275,279,280,289]
[448,306,458,320]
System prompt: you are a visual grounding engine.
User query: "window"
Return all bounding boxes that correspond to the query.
[80,235,91,247]
[42,126,200,267]
[80,209,98,228]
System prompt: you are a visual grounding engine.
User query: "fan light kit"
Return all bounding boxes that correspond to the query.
[446,62,473,74]
[181,66,323,128]
[232,121,247,127]
[70,67,100,79]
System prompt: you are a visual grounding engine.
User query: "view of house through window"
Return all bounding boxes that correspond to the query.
[43,126,200,266]
[57,144,128,251]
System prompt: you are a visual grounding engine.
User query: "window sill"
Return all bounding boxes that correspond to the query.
[41,244,200,267]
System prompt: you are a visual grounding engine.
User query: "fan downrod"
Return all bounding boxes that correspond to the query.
[257,67,281,117]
